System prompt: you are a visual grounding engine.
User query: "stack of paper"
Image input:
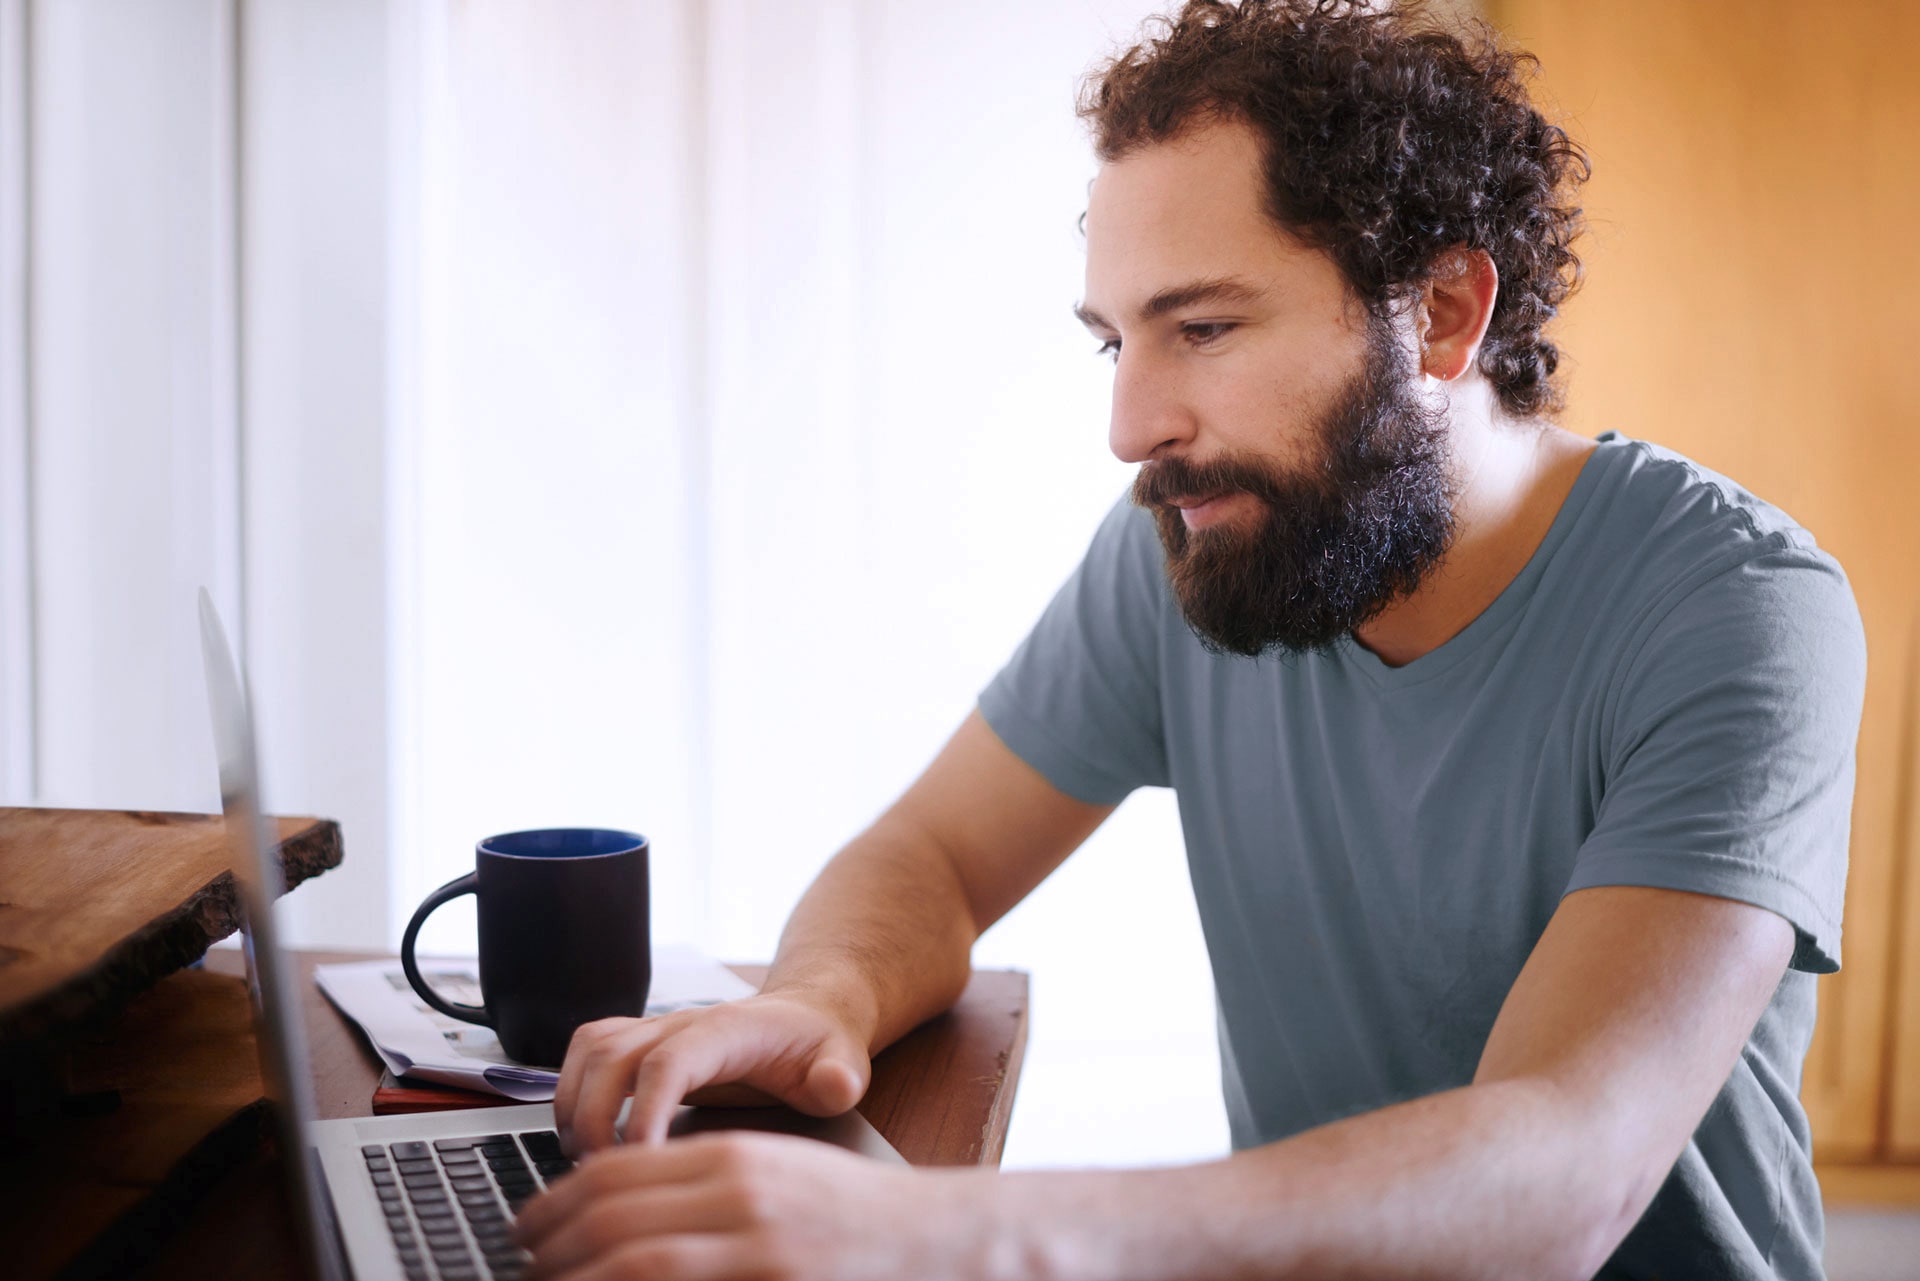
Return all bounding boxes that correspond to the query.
[315,946,759,1101]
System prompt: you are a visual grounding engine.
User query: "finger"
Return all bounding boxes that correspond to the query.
[623,1029,736,1146]
[540,1233,742,1281]
[522,1182,751,1278]
[514,1141,731,1249]
[552,1019,619,1144]
[567,1019,674,1155]
[794,1035,869,1116]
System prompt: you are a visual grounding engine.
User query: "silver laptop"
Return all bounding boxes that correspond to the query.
[197,590,903,1281]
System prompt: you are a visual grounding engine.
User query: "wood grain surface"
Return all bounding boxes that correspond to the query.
[6,966,271,1281]
[0,808,341,1043]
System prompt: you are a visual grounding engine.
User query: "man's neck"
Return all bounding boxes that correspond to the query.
[1350,383,1595,668]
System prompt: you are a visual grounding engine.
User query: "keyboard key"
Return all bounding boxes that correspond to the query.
[361,1143,386,1158]
[397,1158,439,1176]
[435,1136,482,1151]
[390,1141,431,1161]
[534,1159,573,1178]
[440,1149,483,1167]
[517,1130,564,1159]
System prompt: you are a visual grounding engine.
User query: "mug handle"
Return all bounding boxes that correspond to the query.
[400,872,492,1026]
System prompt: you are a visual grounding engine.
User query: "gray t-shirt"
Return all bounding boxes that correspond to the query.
[979,433,1865,1280]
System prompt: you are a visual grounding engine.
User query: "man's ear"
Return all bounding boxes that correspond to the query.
[1419,248,1499,382]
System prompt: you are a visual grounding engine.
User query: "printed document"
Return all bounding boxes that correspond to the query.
[315,946,759,1100]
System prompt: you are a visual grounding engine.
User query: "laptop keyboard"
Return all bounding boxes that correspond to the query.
[362,1130,576,1281]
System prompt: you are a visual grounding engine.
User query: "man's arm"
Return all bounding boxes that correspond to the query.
[986,884,1795,1281]
[554,709,1113,1149]
[521,883,1795,1281]
[763,708,1116,1055]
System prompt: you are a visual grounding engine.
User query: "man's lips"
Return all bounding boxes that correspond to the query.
[1170,492,1248,530]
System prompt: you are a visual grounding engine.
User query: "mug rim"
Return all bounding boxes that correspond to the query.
[478,827,648,861]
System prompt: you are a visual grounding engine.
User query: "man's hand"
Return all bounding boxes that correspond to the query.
[513,1131,992,1281]
[554,995,872,1153]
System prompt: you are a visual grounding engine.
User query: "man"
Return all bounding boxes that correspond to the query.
[515,2,1864,1277]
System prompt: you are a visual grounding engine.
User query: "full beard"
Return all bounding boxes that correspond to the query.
[1131,317,1456,658]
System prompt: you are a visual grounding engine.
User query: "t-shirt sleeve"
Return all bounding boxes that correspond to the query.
[977,495,1172,804]
[1564,538,1867,972]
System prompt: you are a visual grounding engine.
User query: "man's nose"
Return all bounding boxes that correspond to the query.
[1107,351,1196,464]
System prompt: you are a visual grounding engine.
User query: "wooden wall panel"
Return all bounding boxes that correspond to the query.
[1484,0,1920,1160]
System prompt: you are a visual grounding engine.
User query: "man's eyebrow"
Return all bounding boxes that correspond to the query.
[1073,276,1272,332]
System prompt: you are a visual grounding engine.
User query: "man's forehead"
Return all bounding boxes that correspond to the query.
[1081,125,1333,326]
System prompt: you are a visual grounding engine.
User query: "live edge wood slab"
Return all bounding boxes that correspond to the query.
[0,807,341,1044]
[0,807,339,1280]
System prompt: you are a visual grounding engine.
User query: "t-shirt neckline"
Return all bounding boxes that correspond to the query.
[1333,433,1619,690]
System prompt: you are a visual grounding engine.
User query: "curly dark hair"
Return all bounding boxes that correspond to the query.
[1078,0,1588,419]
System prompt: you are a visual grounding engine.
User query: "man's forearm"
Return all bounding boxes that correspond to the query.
[975,1077,1640,1281]
[760,814,980,1056]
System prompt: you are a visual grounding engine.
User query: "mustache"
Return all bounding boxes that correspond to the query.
[1131,452,1309,512]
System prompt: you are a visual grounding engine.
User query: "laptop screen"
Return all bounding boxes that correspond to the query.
[199,588,346,1281]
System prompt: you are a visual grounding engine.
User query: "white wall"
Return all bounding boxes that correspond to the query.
[0,0,34,803]
[403,0,709,959]
[26,0,245,819]
[3,0,401,948]
[3,0,1228,1169]
[416,0,1227,1169]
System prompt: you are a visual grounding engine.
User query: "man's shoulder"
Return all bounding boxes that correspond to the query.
[1570,432,1849,613]
[1570,433,1862,690]
[1584,433,1820,566]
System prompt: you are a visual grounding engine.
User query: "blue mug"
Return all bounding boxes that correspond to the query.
[400,827,651,1068]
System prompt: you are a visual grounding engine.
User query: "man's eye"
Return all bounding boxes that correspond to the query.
[1095,338,1121,362]
[1183,322,1235,347]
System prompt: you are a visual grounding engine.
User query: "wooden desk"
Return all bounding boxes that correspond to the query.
[2,801,1029,1274]
[97,949,1029,1279]
[201,948,1031,1167]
